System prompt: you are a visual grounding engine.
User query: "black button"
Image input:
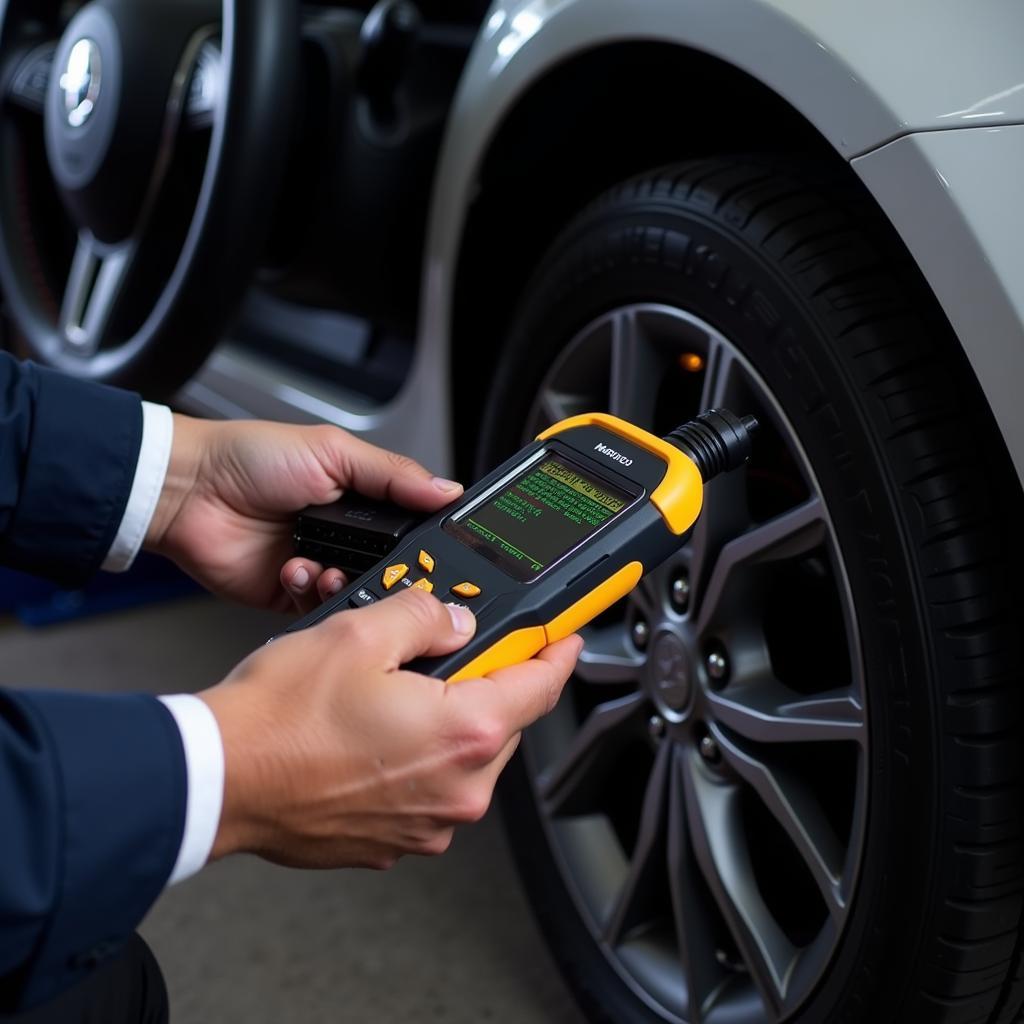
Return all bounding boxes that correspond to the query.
[349,587,377,608]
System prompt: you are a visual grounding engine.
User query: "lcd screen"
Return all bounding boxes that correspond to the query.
[445,454,635,581]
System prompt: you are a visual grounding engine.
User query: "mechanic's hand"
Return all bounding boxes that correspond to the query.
[145,414,463,611]
[199,589,582,869]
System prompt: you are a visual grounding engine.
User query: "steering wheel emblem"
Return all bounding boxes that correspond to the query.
[59,39,102,128]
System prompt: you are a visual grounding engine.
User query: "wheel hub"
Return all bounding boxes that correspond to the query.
[647,629,696,719]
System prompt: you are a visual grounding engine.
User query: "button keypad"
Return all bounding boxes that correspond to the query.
[382,564,409,590]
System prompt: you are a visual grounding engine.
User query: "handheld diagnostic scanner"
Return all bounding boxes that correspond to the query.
[282,409,759,682]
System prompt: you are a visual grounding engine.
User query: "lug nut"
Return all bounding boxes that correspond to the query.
[648,715,666,740]
[699,734,721,764]
[670,574,691,613]
[631,619,650,650]
[705,647,729,685]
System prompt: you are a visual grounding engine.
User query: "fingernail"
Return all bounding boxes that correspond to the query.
[446,602,475,635]
[291,567,310,591]
[327,577,344,595]
[433,476,463,494]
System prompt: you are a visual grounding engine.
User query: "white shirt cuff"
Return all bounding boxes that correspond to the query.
[158,694,225,886]
[102,402,174,573]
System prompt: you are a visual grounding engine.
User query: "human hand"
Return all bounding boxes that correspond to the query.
[199,588,582,869]
[145,414,462,611]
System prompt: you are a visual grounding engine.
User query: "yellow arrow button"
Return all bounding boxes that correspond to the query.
[382,564,409,590]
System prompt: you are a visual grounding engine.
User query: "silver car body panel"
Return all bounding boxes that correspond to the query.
[852,126,1024,484]
[183,0,1024,481]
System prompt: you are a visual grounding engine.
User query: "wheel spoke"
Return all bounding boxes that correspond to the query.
[630,572,660,620]
[708,681,865,745]
[667,748,728,1023]
[686,471,749,614]
[60,234,135,356]
[711,724,846,918]
[696,496,827,633]
[603,743,670,946]
[537,692,646,815]
[637,561,672,616]
[5,43,56,113]
[609,309,664,430]
[681,335,754,606]
[680,747,795,1017]
[537,388,594,430]
[575,623,646,686]
[699,332,745,411]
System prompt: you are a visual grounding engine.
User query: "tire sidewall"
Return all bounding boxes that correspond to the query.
[482,195,940,1023]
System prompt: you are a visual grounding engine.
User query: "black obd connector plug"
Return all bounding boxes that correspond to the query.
[665,408,759,482]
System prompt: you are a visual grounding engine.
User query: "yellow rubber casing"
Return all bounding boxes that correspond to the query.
[537,413,703,535]
[447,561,644,683]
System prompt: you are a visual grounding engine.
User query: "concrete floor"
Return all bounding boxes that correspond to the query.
[1,597,587,1024]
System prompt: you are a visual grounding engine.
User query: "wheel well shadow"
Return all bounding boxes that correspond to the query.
[450,42,867,475]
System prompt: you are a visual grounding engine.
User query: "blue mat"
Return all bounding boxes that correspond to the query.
[0,554,202,628]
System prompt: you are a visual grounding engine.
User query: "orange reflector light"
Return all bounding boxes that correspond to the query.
[679,352,705,373]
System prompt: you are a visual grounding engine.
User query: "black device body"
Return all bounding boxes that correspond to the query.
[282,414,709,682]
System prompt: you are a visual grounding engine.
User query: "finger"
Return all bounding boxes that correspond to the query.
[322,431,464,511]
[334,588,477,667]
[316,568,348,601]
[454,635,584,734]
[280,557,327,614]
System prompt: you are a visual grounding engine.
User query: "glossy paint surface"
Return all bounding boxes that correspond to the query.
[853,125,1024,483]
[416,0,1024,477]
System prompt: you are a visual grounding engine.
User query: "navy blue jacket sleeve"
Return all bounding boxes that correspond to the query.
[0,351,143,585]
[0,354,185,1009]
[0,689,187,1012]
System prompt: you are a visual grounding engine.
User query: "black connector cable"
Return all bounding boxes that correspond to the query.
[664,408,759,482]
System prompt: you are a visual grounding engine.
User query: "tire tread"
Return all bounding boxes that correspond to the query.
[495,155,1024,1024]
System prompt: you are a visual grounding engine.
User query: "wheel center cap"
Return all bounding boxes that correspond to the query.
[648,631,693,714]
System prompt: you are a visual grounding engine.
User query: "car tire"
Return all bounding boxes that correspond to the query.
[477,158,1024,1023]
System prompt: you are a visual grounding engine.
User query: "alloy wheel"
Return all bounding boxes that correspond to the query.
[520,304,868,1023]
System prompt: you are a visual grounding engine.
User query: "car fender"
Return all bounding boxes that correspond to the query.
[852,126,1024,486]
[417,0,1024,479]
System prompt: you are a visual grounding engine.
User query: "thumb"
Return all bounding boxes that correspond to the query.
[340,588,477,668]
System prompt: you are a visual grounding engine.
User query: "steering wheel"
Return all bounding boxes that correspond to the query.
[0,0,298,395]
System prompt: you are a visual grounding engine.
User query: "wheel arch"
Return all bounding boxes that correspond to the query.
[443,40,841,475]
[421,1,1024,482]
